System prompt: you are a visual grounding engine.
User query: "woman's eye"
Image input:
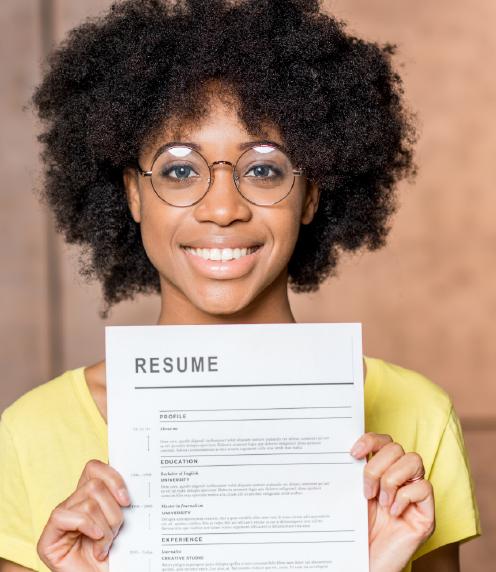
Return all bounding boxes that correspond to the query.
[245,164,280,178]
[162,165,198,179]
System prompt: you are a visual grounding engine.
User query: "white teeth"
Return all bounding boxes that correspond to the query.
[184,246,258,261]
[210,248,222,261]
[221,248,233,261]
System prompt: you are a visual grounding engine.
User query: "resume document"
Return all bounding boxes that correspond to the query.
[106,323,368,571]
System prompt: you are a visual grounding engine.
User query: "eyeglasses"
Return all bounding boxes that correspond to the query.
[136,142,303,207]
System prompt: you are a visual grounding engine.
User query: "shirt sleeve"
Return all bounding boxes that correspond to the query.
[0,412,38,569]
[413,405,481,559]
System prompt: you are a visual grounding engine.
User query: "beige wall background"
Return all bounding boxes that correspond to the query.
[1,0,494,568]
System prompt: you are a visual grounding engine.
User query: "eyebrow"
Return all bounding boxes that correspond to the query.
[152,139,284,161]
[238,139,284,151]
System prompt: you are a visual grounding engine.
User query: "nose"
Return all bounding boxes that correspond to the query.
[193,162,252,226]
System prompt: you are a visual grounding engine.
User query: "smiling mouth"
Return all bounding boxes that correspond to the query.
[181,246,261,261]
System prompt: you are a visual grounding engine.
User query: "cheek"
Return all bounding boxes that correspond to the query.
[138,200,178,269]
[275,188,305,244]
[263,197,305,263]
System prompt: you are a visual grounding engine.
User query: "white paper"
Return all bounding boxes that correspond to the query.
[106,323,368,572]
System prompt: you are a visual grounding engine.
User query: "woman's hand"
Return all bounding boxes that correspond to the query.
[36,460,130,571]
[351,433,435,572]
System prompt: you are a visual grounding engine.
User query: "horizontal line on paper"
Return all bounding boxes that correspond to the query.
[159,417,352,423]
[162,462,353,467]
[160,530,355,536]
[135,382,354,389]
[160,451,350,457]
[162,540,355,545]
[159,406,352,412]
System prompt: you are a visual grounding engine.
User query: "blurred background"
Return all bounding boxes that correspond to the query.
[1,0,494,568]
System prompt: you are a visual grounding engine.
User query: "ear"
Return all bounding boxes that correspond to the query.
[301,179,320,225]
[123,166,142,223]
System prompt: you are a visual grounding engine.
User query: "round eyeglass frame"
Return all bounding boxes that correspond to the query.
[135,141,304,207]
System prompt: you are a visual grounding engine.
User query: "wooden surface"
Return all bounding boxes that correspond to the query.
[0,0,494,567]
[0,0,50,406]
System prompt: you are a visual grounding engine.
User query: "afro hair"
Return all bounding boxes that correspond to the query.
[32,0,416,318]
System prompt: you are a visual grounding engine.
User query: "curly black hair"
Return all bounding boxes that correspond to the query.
[32,0,416,318]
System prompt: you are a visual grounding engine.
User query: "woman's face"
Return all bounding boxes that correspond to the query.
[124,96,320,320]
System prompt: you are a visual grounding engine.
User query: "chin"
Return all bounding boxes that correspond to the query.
[191,288,256,318]
[195,298,250,318]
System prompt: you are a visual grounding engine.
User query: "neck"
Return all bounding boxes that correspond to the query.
[156,274,296,325]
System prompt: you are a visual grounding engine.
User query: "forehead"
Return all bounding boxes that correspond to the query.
[146,91,284,155]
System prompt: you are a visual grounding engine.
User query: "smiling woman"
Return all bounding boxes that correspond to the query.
[122,91,321,319]
[0,1,480,572]
[30,0,414,321]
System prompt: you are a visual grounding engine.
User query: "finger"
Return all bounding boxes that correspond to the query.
[363,442,404,500]
[70,498,116,562]
[350,433,393,460]
[389,479,434,526]
[64,477,125,538]
[37,505,105,558]
[77,459,131,506]
[379,452,425,508]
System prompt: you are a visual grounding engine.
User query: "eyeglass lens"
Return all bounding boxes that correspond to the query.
[150,145,295,206]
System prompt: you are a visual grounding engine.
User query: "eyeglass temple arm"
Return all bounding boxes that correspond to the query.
[135,162,152,177]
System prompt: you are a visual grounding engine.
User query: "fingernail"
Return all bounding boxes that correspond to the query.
[364,482,374,499]
[390,502,399,516]
[99,544,110,560]
[118,488,130,505]
[351,442,365,458]
[379,491,389,507]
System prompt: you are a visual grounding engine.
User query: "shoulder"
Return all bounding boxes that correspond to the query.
[1,368,83,439]
[364,355,452,418]
[0,365,107,491]
[364,356,454,460]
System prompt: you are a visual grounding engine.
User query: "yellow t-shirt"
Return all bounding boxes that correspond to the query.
[0,357,480,571]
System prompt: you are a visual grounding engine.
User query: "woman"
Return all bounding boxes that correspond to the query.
[0,1,480,571]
